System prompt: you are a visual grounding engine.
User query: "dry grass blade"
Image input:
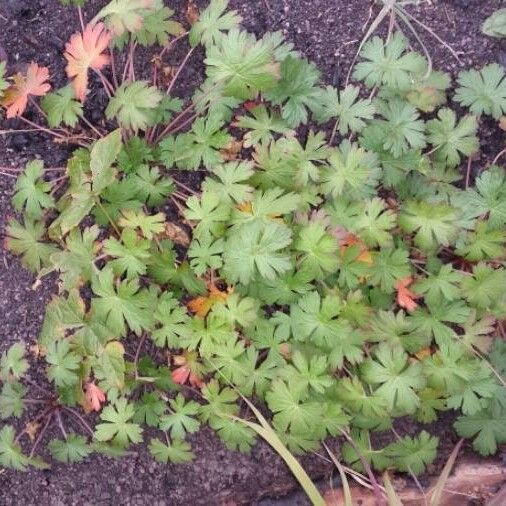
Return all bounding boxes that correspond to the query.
[383,472,404,506]
[345,0,397,86]
[226,391,325,506]
[429,439,463,506]
[323,443,354,506]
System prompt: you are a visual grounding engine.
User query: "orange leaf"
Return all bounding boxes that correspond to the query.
[187,282,231,318]
[395,276,420,312]
[339,233,373,265]
[236,201,253,214]
[84,381,106,412]
[64,22,112,102]
[414,346,432,360]
[2,62,51,118]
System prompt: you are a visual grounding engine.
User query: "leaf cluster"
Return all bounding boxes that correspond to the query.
[1,0,506,475]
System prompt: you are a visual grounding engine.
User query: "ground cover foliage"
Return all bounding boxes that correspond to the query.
[0,0,506,476]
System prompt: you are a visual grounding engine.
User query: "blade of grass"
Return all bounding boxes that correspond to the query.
[323,443,353,506]
[229,413,325,506]
[383,472,404,506]
[429,439,463,506]
[209,362,328,505]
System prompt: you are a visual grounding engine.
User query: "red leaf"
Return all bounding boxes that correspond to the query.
[171,365,190,385]
[2,62,51,118]
[64,22,111,102]
[84,382,106,412]
[171,365,203,388]
[395,276,420,312]
[243,100,260,111]
[172,352,204,388]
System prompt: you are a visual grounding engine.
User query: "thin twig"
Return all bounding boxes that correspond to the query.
[80,115,104,138]
[171,196,185,213]
[95,198,121,237]
[129,41,137,82]
[173,191,189,200]
[122,38,137,84]
[159,31,190,58]
[56,411,68,440]
[339,429,386,506]
[77,6,85,31]
[29,414,53,458]
[29,97,49,120]
[166,47,195,96]
[50,174,68,185]
[491,148,506,167]
[96,70,114,98]
[63,407,95,438]
[173,178,199,195]
[400,6,462,63]
[465,156,473,189]
[0,170,17,178]
[134,334,147,380]
[154,81,221,143]
[109,47,119,89]
[17,116,67,139]
[171,191,189,202]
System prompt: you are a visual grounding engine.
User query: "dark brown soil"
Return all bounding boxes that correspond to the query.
[0,0,504,505]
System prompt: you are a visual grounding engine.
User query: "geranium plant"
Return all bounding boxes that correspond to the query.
[0,0,505,475]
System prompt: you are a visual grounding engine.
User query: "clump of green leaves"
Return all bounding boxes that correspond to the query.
[1,0,506,482]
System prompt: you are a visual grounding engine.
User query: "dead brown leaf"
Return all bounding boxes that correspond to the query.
[25,421,40,442]
[186,0,199,25]
[220,138,243,161]
[164,222,191,247]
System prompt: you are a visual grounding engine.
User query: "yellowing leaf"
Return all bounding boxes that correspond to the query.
[236,201,253,214]
[187,282,231,317]
[414,346,432,360]
[95,0,156,36]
